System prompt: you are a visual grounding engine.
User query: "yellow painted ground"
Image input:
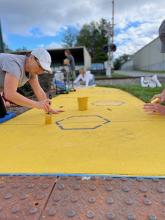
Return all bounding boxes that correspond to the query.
[1,87,165,176]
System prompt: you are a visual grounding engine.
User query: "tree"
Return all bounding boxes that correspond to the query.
[76,18,109,63]
[113,58,122,70]
[0,21,4,52]
[16,46,27,51]
[0,20,13,53]
[62,27,77,48]
[113,54,131,70]
[3,42,12,53]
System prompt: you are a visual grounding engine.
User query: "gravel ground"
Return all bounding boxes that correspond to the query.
[7,105,29,116]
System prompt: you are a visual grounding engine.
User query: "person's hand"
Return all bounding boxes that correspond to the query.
[151,92,165,103]
[144,103,165,115]
[160,91,165,102]
[49,108,64,114]
[35,99,51,112]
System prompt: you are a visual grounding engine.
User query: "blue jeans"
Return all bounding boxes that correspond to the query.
[88,78,95,86]
[55,80,66,90]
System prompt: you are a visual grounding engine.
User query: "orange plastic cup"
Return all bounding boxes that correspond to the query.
[45,113,52,125]
[77,97,88,111]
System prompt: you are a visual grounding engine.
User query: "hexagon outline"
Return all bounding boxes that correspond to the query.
[56,115,110,130]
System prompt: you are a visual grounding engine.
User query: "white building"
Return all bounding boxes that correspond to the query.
[121,37,165,71]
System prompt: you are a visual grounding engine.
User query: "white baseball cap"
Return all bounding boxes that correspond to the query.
[31,48,52,73]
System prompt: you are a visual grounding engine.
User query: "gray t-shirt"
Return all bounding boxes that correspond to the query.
[67,55,75,71]
[0,53,30,91]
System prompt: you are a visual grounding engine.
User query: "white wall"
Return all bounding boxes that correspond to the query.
[133,37,165,71]
[121,60,134,70]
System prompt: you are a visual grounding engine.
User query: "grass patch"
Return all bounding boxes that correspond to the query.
[94,72,130,78]
[111,72,129,78]
[102,84,165,103]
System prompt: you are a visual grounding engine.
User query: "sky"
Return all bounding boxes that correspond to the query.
[0,0,165,57]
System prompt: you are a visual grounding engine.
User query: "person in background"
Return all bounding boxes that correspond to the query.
[64,49,76,80]
[74,68,95,87]
[0,48,62,115]
[144,20,165,115]
[63,58,70,89]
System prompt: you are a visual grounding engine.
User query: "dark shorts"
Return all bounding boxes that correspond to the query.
[0,94,7,118]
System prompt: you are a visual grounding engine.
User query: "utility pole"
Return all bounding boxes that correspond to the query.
[112,0,115,45]
[0,20,4,53]
[106,0,115,77]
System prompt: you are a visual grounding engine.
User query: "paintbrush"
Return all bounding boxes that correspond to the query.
[150,97,160,104]
[45,94,52,125]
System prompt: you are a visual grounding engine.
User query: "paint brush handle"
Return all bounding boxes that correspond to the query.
[48,94,52,106]
[45,94,52,124]
[151,97,160,104]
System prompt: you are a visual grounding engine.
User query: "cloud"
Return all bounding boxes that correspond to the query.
[112,1,165,56]
[46,42,62,49]
[0,0,164,35]
[36,41,62,49]
[0,0,165,56]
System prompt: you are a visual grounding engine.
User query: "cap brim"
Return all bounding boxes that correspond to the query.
[40,62,52,74]
[161,42,165,53]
